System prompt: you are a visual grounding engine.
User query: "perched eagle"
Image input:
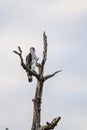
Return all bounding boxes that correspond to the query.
[26,47,37,82]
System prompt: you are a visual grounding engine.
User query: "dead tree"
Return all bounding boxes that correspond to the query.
[13,32,62,130]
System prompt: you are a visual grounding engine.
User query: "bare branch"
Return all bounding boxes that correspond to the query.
[41,32,48,73]
[38,117,61,130]
[18,46,22,53]
[13,50,20,55]
[13,46,39,79]
[43,70,62,81]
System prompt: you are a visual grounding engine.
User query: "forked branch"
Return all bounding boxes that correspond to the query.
[38,117,61,130]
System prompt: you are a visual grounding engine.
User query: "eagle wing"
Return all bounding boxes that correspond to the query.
[26,53,32,68]
[26,53,33,82]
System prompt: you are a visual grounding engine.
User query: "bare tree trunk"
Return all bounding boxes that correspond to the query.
[31,80,43,130]
[13,32,62,130]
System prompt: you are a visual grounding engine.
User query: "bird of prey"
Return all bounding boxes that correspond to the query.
[26,47,37,82]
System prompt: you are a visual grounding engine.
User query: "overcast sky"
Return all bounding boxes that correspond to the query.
[0,0,87,130]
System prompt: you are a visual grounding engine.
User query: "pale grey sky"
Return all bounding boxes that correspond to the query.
[0,0,87,130]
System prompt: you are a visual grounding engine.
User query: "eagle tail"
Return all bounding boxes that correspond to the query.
[27,73,32,82]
